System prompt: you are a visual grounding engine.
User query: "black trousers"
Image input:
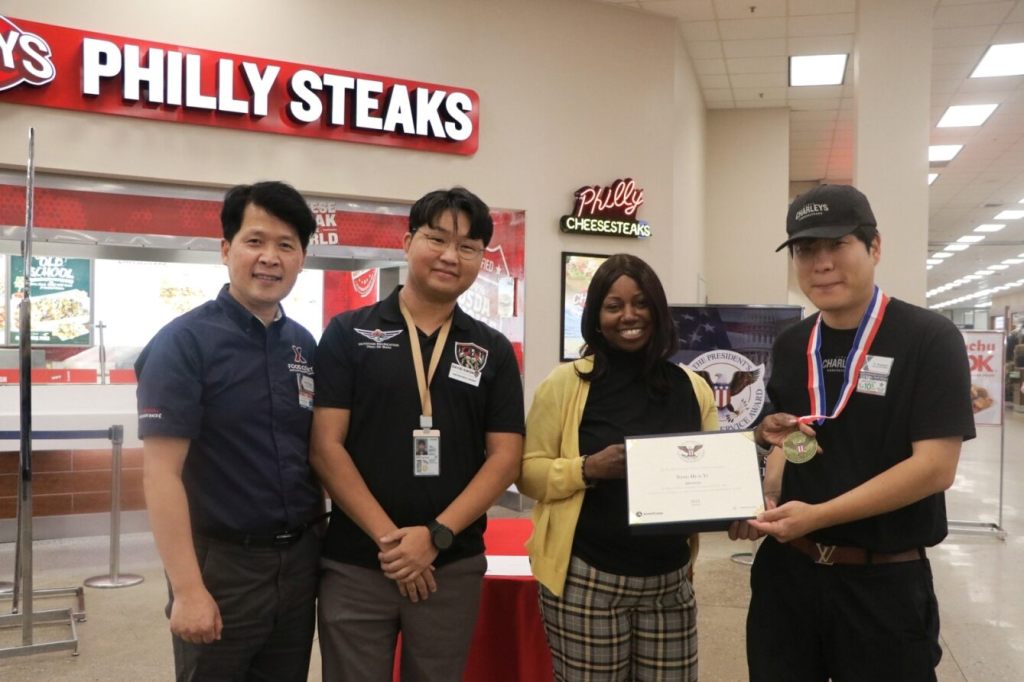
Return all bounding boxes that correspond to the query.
[168,529,319,682]
[747,537,941,682]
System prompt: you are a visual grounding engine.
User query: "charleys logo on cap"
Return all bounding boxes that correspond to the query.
[0,16,56,92]
[794,202,829,222]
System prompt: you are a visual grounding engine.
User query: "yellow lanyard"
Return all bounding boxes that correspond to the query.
[398,295,453,427]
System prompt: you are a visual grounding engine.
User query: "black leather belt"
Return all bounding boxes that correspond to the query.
[788,536,925,566]
[198,512,329,549]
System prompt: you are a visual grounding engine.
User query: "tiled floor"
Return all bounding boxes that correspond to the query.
[1,412,1021,680]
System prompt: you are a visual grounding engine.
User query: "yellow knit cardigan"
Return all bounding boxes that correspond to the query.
[516,356,719,596]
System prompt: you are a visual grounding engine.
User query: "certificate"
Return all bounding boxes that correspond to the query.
[625,430,764,534]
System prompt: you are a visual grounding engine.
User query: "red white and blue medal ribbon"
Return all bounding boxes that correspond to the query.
[802,285,889,426]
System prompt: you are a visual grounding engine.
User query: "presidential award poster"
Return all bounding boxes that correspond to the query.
[963,330,1003,426]
[670,305,802,431]
[9,255,93,345]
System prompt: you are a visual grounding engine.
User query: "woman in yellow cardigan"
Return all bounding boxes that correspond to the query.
[518,254,717,681]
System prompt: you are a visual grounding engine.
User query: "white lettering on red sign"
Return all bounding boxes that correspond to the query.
[0,16,55,91]
[78,36,473,142]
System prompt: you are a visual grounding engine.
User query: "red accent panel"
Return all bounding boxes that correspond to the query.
[0,369,97,383]
[109,369,137,384]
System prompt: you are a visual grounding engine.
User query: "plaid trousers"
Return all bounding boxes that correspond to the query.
[539,555,697,682]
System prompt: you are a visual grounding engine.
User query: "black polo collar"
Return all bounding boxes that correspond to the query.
[379,285,472,332]
[215,284,286,331]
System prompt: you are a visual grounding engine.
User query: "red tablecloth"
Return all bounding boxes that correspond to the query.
[393,518,554,681]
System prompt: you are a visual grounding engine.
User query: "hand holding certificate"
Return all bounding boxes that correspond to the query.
[626,430,765,534]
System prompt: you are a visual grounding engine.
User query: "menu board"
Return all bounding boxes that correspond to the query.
[93,260,325,348]
[9,256,93,345]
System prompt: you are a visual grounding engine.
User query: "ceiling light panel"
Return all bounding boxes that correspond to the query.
[929,145,963,162]
[937,104,998,127]
[790,54,848,86]
[971,43,1024,78]
[974,224,1005,232]
[944,244,970,251]
[957,235,986,243]
[995,210,1024,220]
[928,173,938,185]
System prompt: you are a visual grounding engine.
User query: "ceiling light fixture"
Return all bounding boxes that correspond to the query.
[937,104,998,127]
[928,173,938,185]
[933,252,953,259]
[975,224,1005,232]
[957,235,986,243]
[944,244,970,251]
[989,264,1009,270]
[789,54,848,86]
[929,145,963,162]
[995,210,1024,220]
[971,43,1024,78]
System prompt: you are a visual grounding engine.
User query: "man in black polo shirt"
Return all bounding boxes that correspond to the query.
[312,187,525,680]
[731,185,975,681]
[137,181,322,681]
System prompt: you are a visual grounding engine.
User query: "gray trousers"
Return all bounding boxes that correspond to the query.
[318,553,487,682]
[169,530,319,682]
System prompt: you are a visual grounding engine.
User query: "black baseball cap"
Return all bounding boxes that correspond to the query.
[777,184,877,252]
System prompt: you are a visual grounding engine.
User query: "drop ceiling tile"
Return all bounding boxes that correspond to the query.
[703,88,736,102]
[933,25,1000,47]
[788,13,856,37]
[718,16,788,40]
[787,34,854,55]
[1008,2,1024,21]
[787,84,844,99]
[731,73,788,88]
[787,0,855,15]
[706,100,738,109]
[714,0,787,19]
[679,20,721,41]
[727,56,788,73]
[688,40,727,59]
[734,98,789,107]
[693,58,728,74]
[641,0,716,20]
[790,109,840,121]
[722,38,787,58]
[934,2,1014,28]
[933,45,988,65]
[790,98,845,110]
[992,21,1024,41]
[697,72,732,88]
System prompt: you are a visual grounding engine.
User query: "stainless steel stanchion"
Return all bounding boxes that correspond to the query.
[85,425,144,589]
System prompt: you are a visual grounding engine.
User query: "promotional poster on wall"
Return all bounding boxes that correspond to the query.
[963,330,1003,426]
[670,305,802,431]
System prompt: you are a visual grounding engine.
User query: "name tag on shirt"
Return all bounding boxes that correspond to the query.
[449,363,482,387]
[857,355,893,397]
[297,375,315,410]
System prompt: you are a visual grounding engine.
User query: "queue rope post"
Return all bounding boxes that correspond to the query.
[0,129,81,659]
[85,425,144,588]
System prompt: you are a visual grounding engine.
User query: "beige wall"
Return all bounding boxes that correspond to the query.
[703,108,790,305]
[0,0,708,399]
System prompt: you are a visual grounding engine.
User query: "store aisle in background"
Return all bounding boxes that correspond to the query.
[1,412,1021,681]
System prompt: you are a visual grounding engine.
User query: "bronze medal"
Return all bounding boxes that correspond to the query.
[783,431,818,464]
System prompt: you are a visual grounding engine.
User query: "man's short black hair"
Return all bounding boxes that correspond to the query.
[408,187,494,246]
[221,181,318,250]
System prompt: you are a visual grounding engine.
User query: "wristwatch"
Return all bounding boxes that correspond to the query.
[428,520,454,550]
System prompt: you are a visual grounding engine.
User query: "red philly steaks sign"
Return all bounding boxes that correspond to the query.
[0,16,479,155]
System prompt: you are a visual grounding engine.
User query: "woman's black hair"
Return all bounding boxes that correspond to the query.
[576,253,678,392]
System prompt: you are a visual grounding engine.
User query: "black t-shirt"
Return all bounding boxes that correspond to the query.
[768,298,976,551]
[572,351,703,576]
[314,287,525,569]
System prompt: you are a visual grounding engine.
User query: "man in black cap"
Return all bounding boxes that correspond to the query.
[730,184,976,680]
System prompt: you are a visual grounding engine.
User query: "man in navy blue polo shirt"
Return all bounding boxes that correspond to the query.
[136,181,322,681]
[312,187,525,681]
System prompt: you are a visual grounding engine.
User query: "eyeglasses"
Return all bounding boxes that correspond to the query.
[417,230,484,261]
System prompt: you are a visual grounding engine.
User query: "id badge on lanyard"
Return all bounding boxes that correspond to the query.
[400,296,453,478]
